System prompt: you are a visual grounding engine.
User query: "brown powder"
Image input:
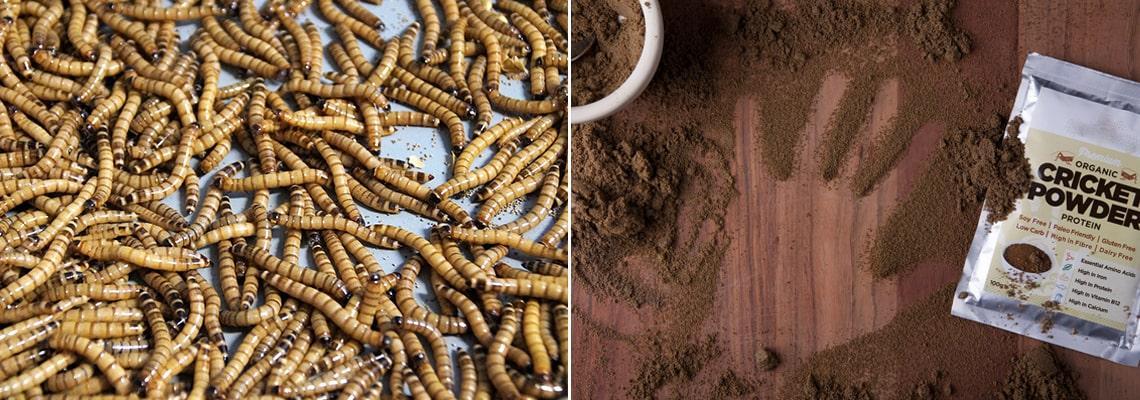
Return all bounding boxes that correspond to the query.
[571,0,645,105]
[571,1,740,397]
[741,0,1004,192]
[1003,244,1052,274]
[868,118,1031,278]
[780,285,1020,399]
[712,370,758,399]
[627,333,723,399]
[998,346,1086,400]
[573,0,1034,397]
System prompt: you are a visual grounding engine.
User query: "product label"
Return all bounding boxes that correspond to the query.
[984,129,1140,331]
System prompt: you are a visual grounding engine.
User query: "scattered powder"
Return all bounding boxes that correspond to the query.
[997,346,1086,400]
[627,333,722,399]
[573,0,1043,397]
[571,0,645,105]
[867,118,1031,278]
[780,285,1020,399]
[712,370,758,399]
[740,0,1014,196]
[571,0,740,397]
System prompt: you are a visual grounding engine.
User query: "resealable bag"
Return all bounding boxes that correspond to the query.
[953,53,1140,366]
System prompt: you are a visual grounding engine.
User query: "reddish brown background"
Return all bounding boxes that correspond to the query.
[573,1,1140,398]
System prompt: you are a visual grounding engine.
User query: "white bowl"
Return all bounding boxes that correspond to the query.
[569,0,663,123]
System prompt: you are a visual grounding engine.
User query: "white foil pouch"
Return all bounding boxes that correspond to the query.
[953,53,1140,366]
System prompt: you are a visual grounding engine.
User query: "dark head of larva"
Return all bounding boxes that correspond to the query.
[266,211,282,224]
[368,272,383,284]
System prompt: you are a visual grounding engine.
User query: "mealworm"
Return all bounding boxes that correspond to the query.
[216,168,330,191]
[48,334,133,394]
[524,261,567,277]
[232,241,349,300]
[313,0,380,48]
[486,306,524,399]
[394,259,468,334]
[523,299,553,380]
[538,205,568,246]
[443,225,565,262]
[261,270,384,347]
[75,240,209,271]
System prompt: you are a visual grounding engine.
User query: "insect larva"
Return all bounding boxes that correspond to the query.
[413,0,441,54]
[339,353,391,400]
[476,168,543,225]
[219,19,290,70]
[457,350,477,400]
[0,348,49,382]
[0,352,78,397]
[466,2,522,42]
[475,129,556,201]
[193,33,282,79]
[390,67,472,117]
[41,283,141,302]
[310,310,334,346]
[303,22,324,80]
[511,14,546,70]
[266,328,313,393]
[327,44,360,77]
[319,230,363,299]
[0,295,87,323]
[383,86,466,151]
[47,334,132,394]
[107,2,222,21]
[216,168,330,192]
[232,241,349,300]
[189,342,211,400]
[283,80,389,110]
[279,110,365,134]
[310,135,364,222]
[393,261,468,334]
[275,13,312,71]
[432,143,516,203]
[496,172,560,234]
[511,368,565,399]
[315,0,384,47]
[497,263,567,288]
[538,206,568,246]
[57,320,146,338]
[465,16,504,93]
[30,1,64,51]
[211,317,277,394]
[489,89,563,115]
[74,239,210,271]
[269,212,396,249]
[401,366,432,400]
[474,276,567,304]
[522,300,553,380]
[523,261,567,278]
[445,224,565,262]
[366,37,400,87]
[485,306,524,399]
[146,338,199,397]
[498,0,566,50]
[262,270,385,347]
[467,57,495,132]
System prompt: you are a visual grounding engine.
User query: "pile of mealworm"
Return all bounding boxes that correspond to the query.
[0,0,568,398]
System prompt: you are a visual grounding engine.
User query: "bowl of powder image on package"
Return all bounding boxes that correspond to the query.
[953,53,1140,366]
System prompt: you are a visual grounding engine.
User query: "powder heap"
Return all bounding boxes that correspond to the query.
[712,370,758,399]
[571,0,740,396]
[868,117,1031,277]
[570,0,644,105]
[780,285,1021,399]
[627,333,723,399]
[998,346,1086,400]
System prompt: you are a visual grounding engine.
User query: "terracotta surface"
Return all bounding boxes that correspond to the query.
[573,1,1140,398]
